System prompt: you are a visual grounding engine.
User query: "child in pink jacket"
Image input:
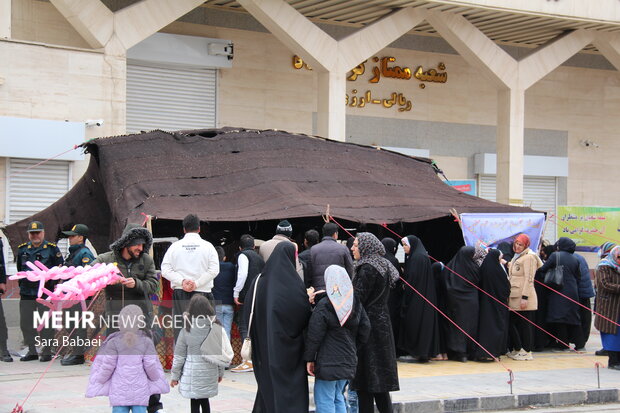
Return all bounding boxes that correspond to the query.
[86,305,169,413]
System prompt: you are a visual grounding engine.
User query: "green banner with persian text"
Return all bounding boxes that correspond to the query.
[557,206,620,251]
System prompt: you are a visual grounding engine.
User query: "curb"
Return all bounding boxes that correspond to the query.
[393,389,620,412]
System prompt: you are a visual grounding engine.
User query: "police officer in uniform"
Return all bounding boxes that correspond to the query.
[60,224,95,366]
[17,221,63,361]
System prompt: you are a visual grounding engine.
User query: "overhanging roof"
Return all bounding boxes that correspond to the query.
[4,128,533,253]
[203,0,620,52]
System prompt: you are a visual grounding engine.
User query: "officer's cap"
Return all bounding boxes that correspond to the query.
[27,221,44,232]
[62,224,89,237]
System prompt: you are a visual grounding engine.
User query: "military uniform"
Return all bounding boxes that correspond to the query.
[17,222,63,360]
[16,240,63,294]
[60,224,96,365]
[64,243,95,267]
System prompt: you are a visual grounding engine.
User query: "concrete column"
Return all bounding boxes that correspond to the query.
[0,0,10,39]
[496,88,525,205]
[317,72,347,142]
[593,34,620,71]
[427,11,593,205]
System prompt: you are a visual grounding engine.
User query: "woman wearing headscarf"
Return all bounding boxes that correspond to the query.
[443,246,480,362]
[600,242,617,260]
[475,249,511,361]
[539,237,583,350]
[243,242,312,413]
[595,242,617,356]
[432,261,449,360]
[382,237,403,355]
[595,246,620,369]
[398,235,440,362]
[350,233,399,413]
[507,234,542,361]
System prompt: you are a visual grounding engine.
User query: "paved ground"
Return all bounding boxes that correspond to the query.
[1,322,619,412]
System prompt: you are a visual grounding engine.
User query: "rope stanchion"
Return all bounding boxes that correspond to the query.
[12,290,103,413]
[7,145,79,179]
[595,362,603,388]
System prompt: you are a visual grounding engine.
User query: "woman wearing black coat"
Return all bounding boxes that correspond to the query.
[304,265,371,412]
[382,237,403,355]
[351,233,400,413]
[443,246,480,362]
[398,235,440,362]
[475,249,511,360]
[539,237,583,349]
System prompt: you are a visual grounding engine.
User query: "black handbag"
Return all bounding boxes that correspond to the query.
[543,253,564,289]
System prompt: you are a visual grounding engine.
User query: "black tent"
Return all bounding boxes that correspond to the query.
[4,127,533,262]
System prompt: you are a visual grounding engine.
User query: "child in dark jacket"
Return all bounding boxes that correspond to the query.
[305,265,371,413]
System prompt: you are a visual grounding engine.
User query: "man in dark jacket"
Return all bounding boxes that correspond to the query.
[299,229,320,288]
[92,223,164,413]
[60,224,96,366]
[17,221,63,362]
[93,223,158,319]
[310,223,354,291]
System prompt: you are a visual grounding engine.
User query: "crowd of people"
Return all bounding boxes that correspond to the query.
[1,214,620,413]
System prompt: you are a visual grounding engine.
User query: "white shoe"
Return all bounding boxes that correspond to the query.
[512,350,533,361]
[506,349,520,359]
[231,360,253,372]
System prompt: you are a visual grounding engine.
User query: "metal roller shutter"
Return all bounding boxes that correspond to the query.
[478,175,557,243]
[5,158,71,272]
[126,63,217,134]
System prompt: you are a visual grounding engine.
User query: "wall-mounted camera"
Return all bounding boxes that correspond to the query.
[580,139,599,149]
[85,119,104,127]
[208,42,234,60]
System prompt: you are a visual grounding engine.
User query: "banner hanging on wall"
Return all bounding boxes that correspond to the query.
[556,206,620,251]
[460,213,546,251]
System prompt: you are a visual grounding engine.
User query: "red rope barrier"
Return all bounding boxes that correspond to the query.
[7,145,79,179]
[399,273,513,373]
[377,222,576,351]
[449,212,620,329]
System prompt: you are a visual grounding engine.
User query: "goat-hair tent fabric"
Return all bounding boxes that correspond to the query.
[4,128,533,254]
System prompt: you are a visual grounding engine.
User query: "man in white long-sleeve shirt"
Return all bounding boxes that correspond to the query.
[161,214,219,340]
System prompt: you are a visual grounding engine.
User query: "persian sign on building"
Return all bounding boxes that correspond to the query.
[557,206,620,251]
[292,55,448,113]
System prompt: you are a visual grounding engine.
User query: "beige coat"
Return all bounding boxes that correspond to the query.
[258,234,304,279]
[508,249,542,311]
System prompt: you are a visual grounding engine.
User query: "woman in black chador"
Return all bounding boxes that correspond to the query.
[243,242,311,413]
[443,246,481,362]
[398,235,440,362]
[381,237,403,355]
[475,248,511,361]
